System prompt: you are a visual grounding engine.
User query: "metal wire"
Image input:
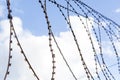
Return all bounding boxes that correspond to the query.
[4,0,40,80]
[38,0,56,80]
[4,0,120,80]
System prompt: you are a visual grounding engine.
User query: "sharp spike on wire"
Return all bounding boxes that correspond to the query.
[4,0,120,80]
[38,0,56,79]
[4,0,40,80]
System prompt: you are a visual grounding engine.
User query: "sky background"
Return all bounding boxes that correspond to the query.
[0,0,120,36]
[0,0,120,80]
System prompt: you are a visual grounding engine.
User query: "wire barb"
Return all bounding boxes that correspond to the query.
[4,0,120,80]
[38,0,56,80]
[4,0,40,80]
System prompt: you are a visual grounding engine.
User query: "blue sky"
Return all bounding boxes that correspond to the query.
[0,0,120,80]
[14,0,120,35]
[1,0,120,36]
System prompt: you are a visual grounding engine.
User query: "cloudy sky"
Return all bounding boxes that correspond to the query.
[0,0,120,80]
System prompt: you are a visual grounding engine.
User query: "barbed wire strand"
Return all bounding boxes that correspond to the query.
[50,0,95,79]
[74,0,118,80]
[38,0,78,80]
[4,1,13,80]
[73,0,117,79]
[85,17,102,80]
[71,0,102,80]
[4,0,120,80]
[47,2,105,79]
[75,0,120,28]
[98,16,120,79]
[75,0,120,42]
[66,1,91,80]
[4,0,40,80]
[47,0,119,79]
[38,0,56,80]
[51,31,78,80]
[97,15,120,76]
[62,0,107,78]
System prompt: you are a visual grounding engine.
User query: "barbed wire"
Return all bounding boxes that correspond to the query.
[4,0,40,80]
[48,0,120,79]
[4,1,13,80]
[3,0,120,80]
[50,0,95,79]
[71,0,117,79]
[38,0,56,80]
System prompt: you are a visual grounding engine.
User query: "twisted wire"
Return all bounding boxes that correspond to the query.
[4,1,13,80]
[75,0,120,29]
[4,0,120,80]
[75,0,120,40]
[51,31,78,80]
[38,0,56,80]
[98,16,120,76]
[97,15,120,43]
[65,0,106,79]
[85,18,101,80]
[48,0,101,27]
[48,0,120,79]
[103,25,120,73]
[66,1,91,80]
[72,1,115,80]
[97,19,116,80]
[74,0,118,80]
[50,0,95,80]
[97,16,120,75]
[71,0,102,80]
[38,1,78,80]
[4,0,40,80]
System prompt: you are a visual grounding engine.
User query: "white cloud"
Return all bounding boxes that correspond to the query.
[115,8,120,13]
[0,16,120,80]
